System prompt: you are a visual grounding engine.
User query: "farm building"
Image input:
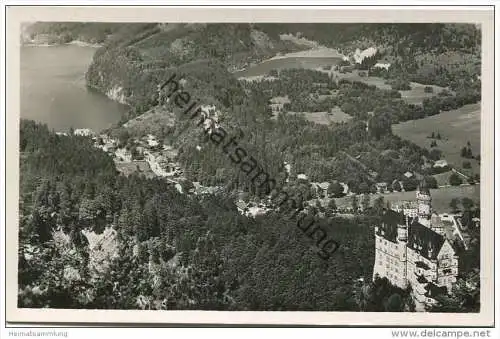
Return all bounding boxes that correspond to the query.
[375,182,388,193]
[373,62,391,70]
[433,160,449,168]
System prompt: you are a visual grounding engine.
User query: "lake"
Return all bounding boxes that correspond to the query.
[20,44,128,133]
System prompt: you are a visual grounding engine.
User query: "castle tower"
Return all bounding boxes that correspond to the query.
[416,180,432,228]
[397,215,409,242]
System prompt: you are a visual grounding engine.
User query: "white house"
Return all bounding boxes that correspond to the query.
[433,160,449,168]
[340,182,350,195]
[373,62,391,70]
[404,171,414,179]
[375,182,388,193]
[353,47,377,64]
[311,182,330,198]
[297,173,309,181]
[74,128,94,137]
[146,134,159,148]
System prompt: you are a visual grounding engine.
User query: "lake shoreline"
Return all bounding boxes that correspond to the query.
[21,43,126,133]
[22,40,103,48]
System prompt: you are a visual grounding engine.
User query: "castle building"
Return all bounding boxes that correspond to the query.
[390,200,418,218]
[373,182,459,311]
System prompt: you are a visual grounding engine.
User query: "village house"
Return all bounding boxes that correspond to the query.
[311,182,330,199]
[235,200,248,213]
[404,171,414,179]
[373,182,459,311]
[115,148,132,162]
[353,47,377,64]
[340,182,350,195]
[191,182,222,196]
[375,182,388,194]
[373,62,391,70]
[297,173,309,181]
[162,146,179,160]
[74,128,94,137]
[104,143,117,154]
[146,134,159,148]
[433,159,449,168]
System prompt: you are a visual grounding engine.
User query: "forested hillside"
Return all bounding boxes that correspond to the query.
[19,120,410,311]
[22,22,126,45]
[84,23,480,108]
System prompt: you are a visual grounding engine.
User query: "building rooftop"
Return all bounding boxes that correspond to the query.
[382,209,406,225]
[297,173,309,180]
[433,159,448,168]
[408,220,445,260]
[235,200,248,211]
[404,171,414,178]
[317,182,330,190]
[376,209,406,243]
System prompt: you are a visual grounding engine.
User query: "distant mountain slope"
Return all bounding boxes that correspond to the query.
[84,23,309,115]
[81,23,480,111]
[255,23,480,56]
[26,22,481,127]
[22,22,127,45]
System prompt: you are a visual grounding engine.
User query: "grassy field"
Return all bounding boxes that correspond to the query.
[328,70,392,90]
[433,170,454,187]
[334,184,480,214]
[235,56,343,78]
[287,106,353,125]
[392,103,481,177]
[399,82,449,105]
[122,106,176,136]
[322,70,447,105]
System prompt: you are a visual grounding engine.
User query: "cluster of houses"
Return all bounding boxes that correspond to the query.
[73,128,184,181]
[235,200,273,218]
[375,171,426,194]
[143,142,183,178]
[233,171,354,219]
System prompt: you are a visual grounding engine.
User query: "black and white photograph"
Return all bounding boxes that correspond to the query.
[4,6,495,328]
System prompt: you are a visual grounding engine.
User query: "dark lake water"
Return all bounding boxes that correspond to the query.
[21,45,128,133]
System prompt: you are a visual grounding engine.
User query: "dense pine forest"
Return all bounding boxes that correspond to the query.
[19,119,404,310]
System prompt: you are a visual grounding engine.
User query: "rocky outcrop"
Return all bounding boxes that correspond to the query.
[82,227,119,277]
[105,86,127,105]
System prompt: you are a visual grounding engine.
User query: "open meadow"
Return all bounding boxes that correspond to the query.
[333,184,480,214]
[392,103,481,177]
[433,170,455,187]
[399,82,449,105]
[115,160,156,179]
[325,70,448,105]
[287,106,353,125]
